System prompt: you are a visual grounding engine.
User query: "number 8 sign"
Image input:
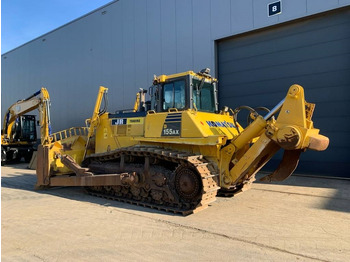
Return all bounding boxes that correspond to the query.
[268,1,282,17]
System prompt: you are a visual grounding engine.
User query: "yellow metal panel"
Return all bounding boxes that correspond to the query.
[128,124,144,136]
[275,84,306,127]
[227,133,280,186]
[48,135,88,175]
[183,111,238,139]
[115,136,139,148]
[115,125,127,135]
[232,116,266,150]
[181,111,207,138]
[144,113,167,137]
[95,114,118,153]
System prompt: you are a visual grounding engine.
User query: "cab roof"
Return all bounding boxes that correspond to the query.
[154,70,217,84]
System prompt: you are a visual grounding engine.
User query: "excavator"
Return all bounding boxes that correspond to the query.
[1,88,51,165]
[36,68,329,215]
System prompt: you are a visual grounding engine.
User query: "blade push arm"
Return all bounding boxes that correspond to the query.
[83,86,108,158]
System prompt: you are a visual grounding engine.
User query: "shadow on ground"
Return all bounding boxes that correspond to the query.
[1,166,179,217]
[255,172,350,213]
[2,164,349,214]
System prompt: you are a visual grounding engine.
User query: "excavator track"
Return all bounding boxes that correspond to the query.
[82,146,220,215]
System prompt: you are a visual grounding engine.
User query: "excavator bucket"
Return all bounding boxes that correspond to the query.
[260,149,301,182]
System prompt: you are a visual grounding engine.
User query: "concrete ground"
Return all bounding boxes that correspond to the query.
[1,163,349,262]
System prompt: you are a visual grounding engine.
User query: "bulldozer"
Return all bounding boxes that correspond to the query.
[36,68,329,214]
[1,88,51,165]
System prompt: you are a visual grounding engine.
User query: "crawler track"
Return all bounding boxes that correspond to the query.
[83,146,220,215]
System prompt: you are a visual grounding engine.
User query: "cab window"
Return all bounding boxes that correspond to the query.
[192,79,216,112]
[162,80,185,111]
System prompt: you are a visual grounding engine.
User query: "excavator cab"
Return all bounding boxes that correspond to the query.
[13,115,37,142]
[1,115,37,164]
[149,68,218,113]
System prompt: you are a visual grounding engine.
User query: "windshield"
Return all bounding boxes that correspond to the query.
[21,117,37,141]
[192,79,216,112]
[163,80,186,111]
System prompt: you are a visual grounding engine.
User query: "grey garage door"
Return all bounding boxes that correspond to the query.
[217,8,350,177]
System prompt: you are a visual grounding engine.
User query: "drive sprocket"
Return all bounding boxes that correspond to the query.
[175,165,202,202]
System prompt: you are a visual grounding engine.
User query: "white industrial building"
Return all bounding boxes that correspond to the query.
[2,0,350,176]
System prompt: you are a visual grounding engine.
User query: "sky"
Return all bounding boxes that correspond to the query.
[1,0,114,54]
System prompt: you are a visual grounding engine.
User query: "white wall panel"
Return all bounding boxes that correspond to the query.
[340,0,350,5]
[230,0,254,34]
[160,0,177,75]
[146,0,162,78]
[134,1,150,92]
[278,0,307,22]
[122,0,136,107]
[2,0,350,131]
[192,0,213,71]
[109,3,124,110]
[307,0,339,14]
[210,0,231,39]
[175,0,194,72]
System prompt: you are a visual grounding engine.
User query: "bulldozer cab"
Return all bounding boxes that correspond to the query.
[150,69,219,113]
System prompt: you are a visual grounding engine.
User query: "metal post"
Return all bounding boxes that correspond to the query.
[264,98,285,120]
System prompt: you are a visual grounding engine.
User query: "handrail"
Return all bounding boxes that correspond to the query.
[51,127,88,142]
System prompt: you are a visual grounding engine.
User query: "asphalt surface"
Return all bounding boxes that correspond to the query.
[1,163,350,262]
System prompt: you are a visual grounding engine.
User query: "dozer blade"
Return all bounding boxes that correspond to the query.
[260,149,302,182]
[35,145,50,188]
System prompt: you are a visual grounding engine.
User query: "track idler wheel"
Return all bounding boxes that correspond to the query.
[175,165,202,203]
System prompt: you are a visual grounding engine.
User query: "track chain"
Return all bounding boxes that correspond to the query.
[83,146,220,215]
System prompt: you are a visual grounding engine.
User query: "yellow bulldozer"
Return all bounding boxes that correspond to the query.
[36,68,329,214]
